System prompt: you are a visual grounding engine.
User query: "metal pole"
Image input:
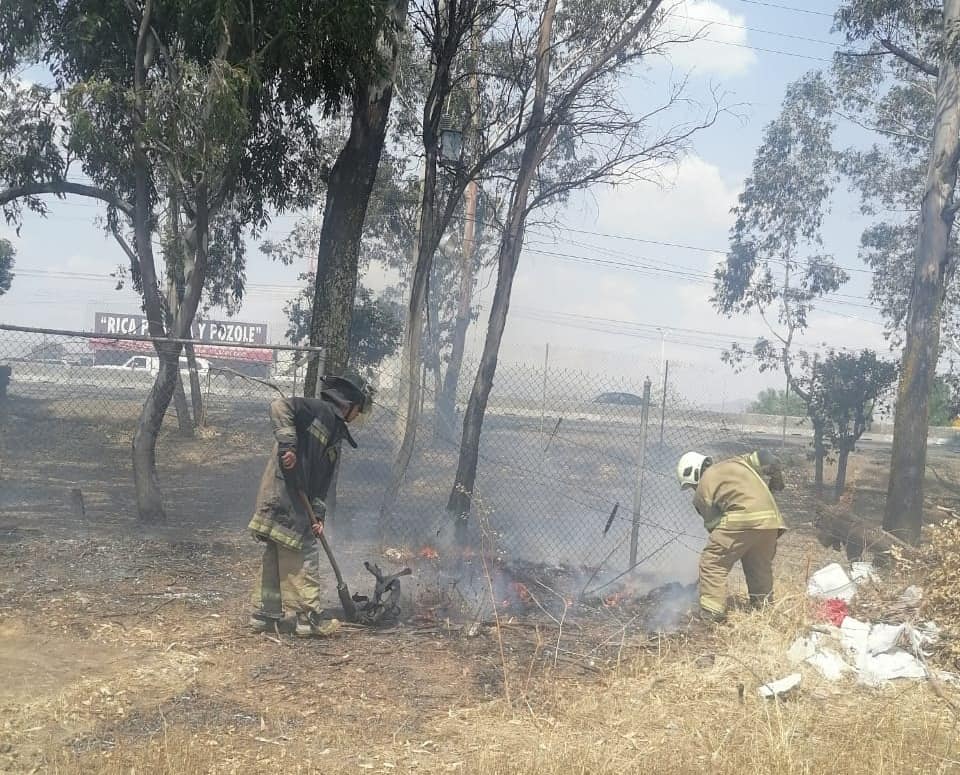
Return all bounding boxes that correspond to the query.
[202,368,211,426]
[293,350,299,396]
[781,377,789,450]
[539,342,550,443]
[629,377,653,571]
[659,359,669,445]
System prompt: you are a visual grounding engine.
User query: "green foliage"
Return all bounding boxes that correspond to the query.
[808,349,898,453]
[929,375,955,426]
[832,2,957,347]
[0,238,13,295]
[0,0,392,303]
[749,388,807,417]
[285,274,403,372]
[714,73,847,384]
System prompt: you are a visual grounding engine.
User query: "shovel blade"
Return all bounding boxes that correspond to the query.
[338,583,358,622]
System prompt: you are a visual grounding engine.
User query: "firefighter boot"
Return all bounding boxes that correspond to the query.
[295,611,341,638]
[249,611,282,633]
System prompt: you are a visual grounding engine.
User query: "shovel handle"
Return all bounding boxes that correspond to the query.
[295,490,346,587]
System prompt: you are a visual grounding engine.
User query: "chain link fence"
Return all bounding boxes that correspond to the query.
[0,324,775,589]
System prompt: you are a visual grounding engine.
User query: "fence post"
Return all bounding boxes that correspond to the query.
[200,368,210,427]
[629,376,652,571]
[659,359,669,445]
[539,342,550,444]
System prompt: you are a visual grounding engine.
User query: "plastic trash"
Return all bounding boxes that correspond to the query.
[807,648,850,681]
[839,617,872,655]
[850,562,879,584]
[758,673,802,699]
[858,649,928,687]
[808,563,858,602]
[867,623,905,655]
[787,635,820,664]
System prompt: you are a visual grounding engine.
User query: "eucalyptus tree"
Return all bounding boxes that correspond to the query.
[0,0,391,521]
[445,0,723,534]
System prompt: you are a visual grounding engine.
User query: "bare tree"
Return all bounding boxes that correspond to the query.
[445,0,721,536]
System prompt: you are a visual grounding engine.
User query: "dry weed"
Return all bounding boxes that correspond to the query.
[441,601,959,774]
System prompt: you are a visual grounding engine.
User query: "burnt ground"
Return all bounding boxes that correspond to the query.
[2,392,960,773]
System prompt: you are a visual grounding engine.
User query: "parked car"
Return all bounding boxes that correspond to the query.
[593,391,644,406]
[94,355,211,374]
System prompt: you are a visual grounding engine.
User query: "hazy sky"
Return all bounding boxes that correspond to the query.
[0,0,890,404]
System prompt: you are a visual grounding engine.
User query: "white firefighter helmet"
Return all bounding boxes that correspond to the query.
[677,451,711,490]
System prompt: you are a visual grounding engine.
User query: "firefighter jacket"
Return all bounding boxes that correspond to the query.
[248,397,354,551]
[692,450,786,533]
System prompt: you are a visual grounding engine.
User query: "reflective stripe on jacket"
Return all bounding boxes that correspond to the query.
[693,451,786,532]
[247,397,349,551]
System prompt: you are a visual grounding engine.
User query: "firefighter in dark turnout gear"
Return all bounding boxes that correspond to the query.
[248,376,372,637]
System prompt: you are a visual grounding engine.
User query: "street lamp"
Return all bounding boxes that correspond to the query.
[439,117,463,168]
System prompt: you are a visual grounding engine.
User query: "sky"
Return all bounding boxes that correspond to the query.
[0,0,891,405]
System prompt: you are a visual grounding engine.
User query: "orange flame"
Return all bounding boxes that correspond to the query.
[603,590,630,608]
[419,546,439,560]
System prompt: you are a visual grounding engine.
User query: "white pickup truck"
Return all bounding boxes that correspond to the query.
[94,355,211,374]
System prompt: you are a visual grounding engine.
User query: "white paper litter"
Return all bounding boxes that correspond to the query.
[794,568,939,687]
[787,634,820,664]
[808,563,858,602]
[806,648,851,681]
[758,673,802,699]
[788,635,851,680]
[866,623,906,655]
[850,562,879,585]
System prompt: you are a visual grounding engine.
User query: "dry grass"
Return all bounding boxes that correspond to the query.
[441,602,960,774]
[5,452,960,775]
[30,576,960,775]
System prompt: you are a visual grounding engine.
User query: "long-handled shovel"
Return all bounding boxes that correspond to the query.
[293,489,358,622]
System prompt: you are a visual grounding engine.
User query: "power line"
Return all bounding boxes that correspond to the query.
[534,224,875,276]
[676,13,843,49]
[692,37,833,63]
[732,0,835,17]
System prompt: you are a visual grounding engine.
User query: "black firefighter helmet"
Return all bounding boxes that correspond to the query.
[320,374,374,416]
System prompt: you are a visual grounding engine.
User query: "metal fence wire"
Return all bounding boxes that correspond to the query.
[0,324,772,587]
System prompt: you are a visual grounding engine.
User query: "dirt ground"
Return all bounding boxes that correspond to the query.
[1,445,960,774]
[1,376,959,775]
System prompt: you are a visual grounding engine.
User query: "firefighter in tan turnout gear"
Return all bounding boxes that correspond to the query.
[248,375,372,637]
[676,450,787,622]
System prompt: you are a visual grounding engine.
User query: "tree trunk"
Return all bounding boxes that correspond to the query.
[378,149,439,532]
[184,342,204,426]
[304,0,408,396]
[884,0,960,543]
[835,447,850,502]
[427,268,445,440]
[436,179,479,441]
[447,231,524,538]
[172,371,194,436]
[813,421,825,499]
[132,348,181,523]
[446,0,558,538]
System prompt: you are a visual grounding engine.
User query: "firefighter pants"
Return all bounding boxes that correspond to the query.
[699,527,780,616]
[251,535,323,617]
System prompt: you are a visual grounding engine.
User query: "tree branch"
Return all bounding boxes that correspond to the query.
[0,181,134,219]
[879,38,938,78]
